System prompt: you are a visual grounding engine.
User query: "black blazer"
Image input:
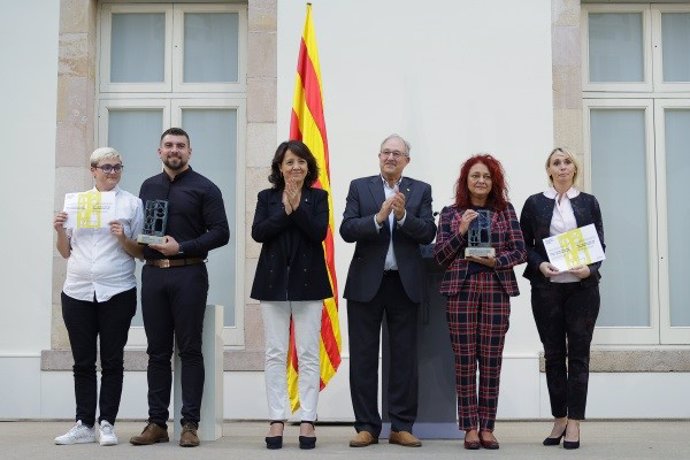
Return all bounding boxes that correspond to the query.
[519,191,605,287]
[340,175,436,304]
[250,187,333,301]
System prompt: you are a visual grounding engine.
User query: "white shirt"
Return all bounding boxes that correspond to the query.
[544,186,580,283]
[374,176,407,271]
[63,187,144,302]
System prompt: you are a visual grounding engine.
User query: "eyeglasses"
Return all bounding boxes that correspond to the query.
[379,150,408,159]
[95,164,124,173]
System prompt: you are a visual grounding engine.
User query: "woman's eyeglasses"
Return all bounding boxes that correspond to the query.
[95,164,124,173]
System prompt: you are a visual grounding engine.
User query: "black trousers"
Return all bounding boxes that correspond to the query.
[347,271,418,437]
[531,281,600,420]
[141,264,208,427]
[61,288,136,427]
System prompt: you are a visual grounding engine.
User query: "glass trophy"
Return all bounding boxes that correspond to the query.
[137,199,168,245]
[464,209,495,258]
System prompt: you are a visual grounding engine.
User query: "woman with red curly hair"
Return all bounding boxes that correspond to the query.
[434,154,526,450]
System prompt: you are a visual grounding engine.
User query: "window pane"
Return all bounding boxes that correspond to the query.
[589,13,644,82]
[182,109,237,327]
[662,13,690,82]
[184,13,239,83]
[108,109,164,327]
[111,13,165,83]
[590,109,649,327]
[665,109,690,326]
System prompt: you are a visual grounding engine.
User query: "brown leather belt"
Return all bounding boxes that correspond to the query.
[145,257,204,268]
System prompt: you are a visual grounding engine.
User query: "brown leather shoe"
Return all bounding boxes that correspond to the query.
[129,422,169,445]
[349,430,378,447]
[389,430,422,447]
[179,423,200,447]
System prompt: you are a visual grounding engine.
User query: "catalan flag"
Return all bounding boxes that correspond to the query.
[287,3,341,413]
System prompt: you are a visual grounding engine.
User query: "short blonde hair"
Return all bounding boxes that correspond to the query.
[545,147,578,185]
[90,147,122,167]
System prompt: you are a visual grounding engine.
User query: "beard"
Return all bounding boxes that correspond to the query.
[163,156,188,171]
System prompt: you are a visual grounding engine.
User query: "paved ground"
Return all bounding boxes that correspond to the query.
[2,420,689,460]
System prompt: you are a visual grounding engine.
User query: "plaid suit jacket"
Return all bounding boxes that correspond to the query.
[434,202,526,297]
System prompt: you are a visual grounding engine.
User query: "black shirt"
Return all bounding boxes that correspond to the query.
[139,167,230,260]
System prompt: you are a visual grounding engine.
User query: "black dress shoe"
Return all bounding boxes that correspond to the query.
[563,426,580,449]
[563,438,580,449]
[265,421,283,449]
[543,428,566,446]
[298,421,316,449]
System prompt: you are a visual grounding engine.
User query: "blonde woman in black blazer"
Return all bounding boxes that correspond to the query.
[519,148,604,450]
[250,141,332,450]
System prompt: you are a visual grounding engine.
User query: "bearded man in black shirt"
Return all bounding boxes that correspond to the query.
[130,127,229,448]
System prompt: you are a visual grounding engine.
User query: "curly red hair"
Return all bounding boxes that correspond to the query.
[454,154,509,211]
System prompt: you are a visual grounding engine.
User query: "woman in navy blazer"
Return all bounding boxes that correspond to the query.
[434,154,526,450]
[520,148,604,450]
[250,141,332,450]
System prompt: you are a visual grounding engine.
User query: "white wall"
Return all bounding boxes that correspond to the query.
[277,0,552,360]
[0,1,59,356]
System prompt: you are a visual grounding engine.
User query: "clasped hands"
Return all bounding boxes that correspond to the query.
[282,179,302,215]
[376,191,406,225]
[539,262,591,279]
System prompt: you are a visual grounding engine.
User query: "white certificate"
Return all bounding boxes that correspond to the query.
[543,223,605,271]
[63,191,116,229]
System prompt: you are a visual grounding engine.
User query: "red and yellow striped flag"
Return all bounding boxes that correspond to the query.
[287,3,341,413]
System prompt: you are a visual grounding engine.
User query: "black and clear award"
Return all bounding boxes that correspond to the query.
[137,199,168,245]
[465,209,495,258]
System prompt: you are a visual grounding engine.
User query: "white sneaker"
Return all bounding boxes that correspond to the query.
[54,420,97,445]
[98,420,118,446]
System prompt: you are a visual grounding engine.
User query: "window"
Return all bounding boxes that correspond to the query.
[583,4,690,345]
[97,3,247,346]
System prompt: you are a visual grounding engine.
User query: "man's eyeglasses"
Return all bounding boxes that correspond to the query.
[95,164,124,173]
[379,150,408,159]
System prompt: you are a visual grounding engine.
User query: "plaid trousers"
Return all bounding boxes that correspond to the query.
[446,271,511,432]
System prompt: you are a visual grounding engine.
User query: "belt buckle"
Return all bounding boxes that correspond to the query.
[159,259,171,269]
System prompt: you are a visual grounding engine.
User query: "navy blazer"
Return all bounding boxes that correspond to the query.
[340,175,436,304]
[434,202,527,297]
[250,187,333,301]
[519,191,605,287]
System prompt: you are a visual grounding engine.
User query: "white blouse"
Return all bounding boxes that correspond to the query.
[63,187,144,302]
[543,186,580,284]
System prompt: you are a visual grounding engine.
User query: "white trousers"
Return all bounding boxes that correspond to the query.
[261,300,322,421]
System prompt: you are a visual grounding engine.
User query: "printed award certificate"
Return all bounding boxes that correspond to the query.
[543,223,605,271]
[63,191,116,229]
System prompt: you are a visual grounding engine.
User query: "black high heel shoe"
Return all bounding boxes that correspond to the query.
[298,421,316,450]
[543,427,566,446]
[563,424,580,450]
[265,421,284,449]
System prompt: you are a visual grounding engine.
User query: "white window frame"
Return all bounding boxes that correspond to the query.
[99,4,174,93]
[171,98,247,346]
[97,3,248,348]
[654,98,690,344]
[583,98,660,345]
[651,5,690,92]
[582,4,653,93]
[172,3,247,94]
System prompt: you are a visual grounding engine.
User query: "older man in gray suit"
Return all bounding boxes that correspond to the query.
[340,134,436,448]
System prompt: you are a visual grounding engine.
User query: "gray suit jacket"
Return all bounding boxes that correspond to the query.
[340,175,436,303]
